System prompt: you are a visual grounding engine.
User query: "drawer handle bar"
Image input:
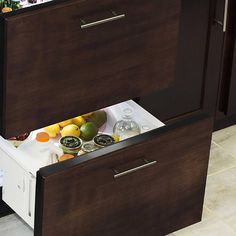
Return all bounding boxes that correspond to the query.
[81,11,125,29]
[28,178,32,217]
[113,159,157,179]
[223,0,229,32]
[214,0,229,32]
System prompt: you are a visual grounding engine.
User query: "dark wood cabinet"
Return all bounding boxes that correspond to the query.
[205,0,236,129]
[226,40,236,115]
[139,0,211,121]
[0,0,181,138]
[0,1,214,236]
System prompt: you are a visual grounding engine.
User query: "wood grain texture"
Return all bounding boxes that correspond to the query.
[137,0,211,121]
[217,0,236,115]
[206,0,236,129]
[35,114,213,236]
[2,0,181,137]
[226,26,236,115]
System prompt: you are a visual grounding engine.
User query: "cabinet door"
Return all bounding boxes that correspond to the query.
[138,0,211,120]
[207,0,236,127]
[0,0,181,138]
[226,40,236,115]
[34,113,212,236]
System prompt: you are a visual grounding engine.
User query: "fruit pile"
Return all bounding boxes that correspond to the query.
[43,110,107,141]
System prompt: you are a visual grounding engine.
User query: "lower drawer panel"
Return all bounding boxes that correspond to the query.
[34,113,212,236]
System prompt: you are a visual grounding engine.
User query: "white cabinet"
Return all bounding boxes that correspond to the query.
[0,138,36,228]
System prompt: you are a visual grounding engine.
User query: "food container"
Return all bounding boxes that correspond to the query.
[93,134,115,148]
[81,142,99,153]
[59,136,82,157]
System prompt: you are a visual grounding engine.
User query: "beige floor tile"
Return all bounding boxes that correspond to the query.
[204,166,236,219]
[208,143,236,175]
[202,207,215,221]
[173,218,236,236]
[225,214,236,232]
[213,125,236,144]
[212,125,236,157]
[215,134,236,157]
[0,214,33,236]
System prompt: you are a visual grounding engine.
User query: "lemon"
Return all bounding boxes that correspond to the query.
[58,119,72,128]
[44,124,60,138]
[112,134,120,143]
[80,122,98,141]
[72,116,86,127]
[61,124,80,137]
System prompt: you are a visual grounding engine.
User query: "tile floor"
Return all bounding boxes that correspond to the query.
[0,125,236,236]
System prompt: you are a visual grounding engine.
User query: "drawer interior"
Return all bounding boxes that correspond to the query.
[0,100,165,179]
[0,99,165,228]
[0,101,212,232]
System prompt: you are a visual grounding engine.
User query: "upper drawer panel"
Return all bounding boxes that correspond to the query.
[2,0,181,137]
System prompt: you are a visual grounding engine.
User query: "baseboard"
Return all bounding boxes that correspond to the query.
[214,114,236,131]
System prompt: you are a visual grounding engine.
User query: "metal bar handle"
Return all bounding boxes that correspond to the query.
[81,11,125,29]
[213,0,229,32]
[28,178,32,217]
[113,159,157,179]
[223,0,229,32]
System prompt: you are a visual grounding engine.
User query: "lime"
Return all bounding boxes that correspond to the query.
[80,122,98,141]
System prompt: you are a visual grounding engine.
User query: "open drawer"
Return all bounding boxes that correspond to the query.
[0,0,181,137]
[0,100,213,236]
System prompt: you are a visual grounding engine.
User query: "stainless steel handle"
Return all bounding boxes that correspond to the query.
[81,11,125,29]
[113,159,157,179]
[214,0,229,32]
[223,0,229,32]
[28,178,32,217]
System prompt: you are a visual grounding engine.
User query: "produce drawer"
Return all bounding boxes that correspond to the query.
[0,100,213,236]
[0,0,181,137]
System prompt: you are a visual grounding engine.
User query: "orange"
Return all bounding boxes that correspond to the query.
[59,154,74,162]
[36,132,50,142]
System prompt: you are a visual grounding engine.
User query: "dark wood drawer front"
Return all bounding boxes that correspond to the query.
[226,39,236,115]
[2,0,181,137]
[35,114,212,236]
